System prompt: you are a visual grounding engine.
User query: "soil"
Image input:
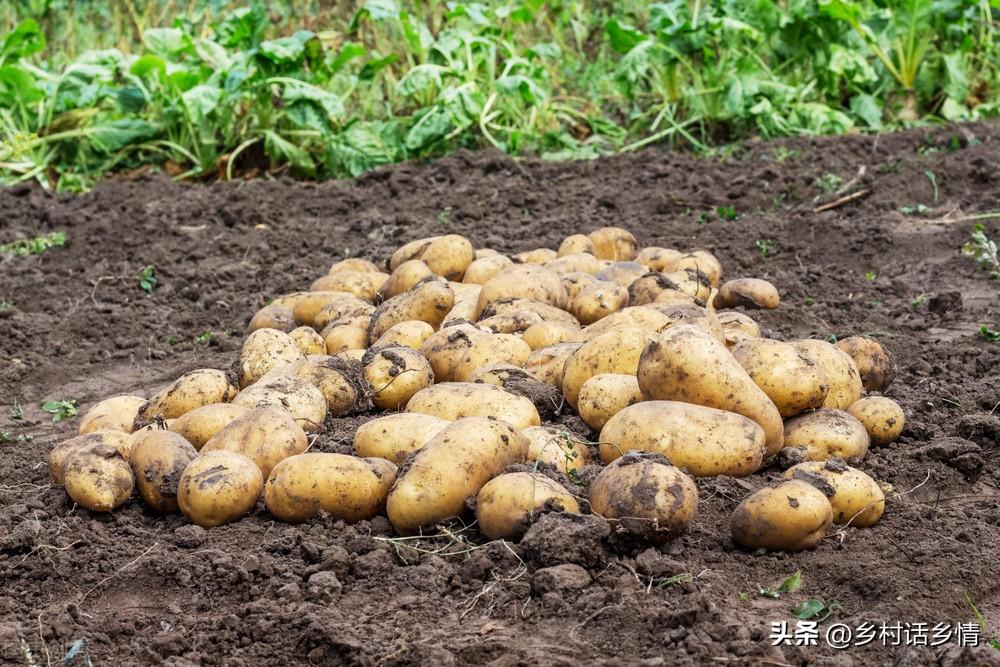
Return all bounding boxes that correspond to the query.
[1,122,999,667]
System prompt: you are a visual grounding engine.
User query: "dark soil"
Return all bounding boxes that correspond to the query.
[1,123,999,667]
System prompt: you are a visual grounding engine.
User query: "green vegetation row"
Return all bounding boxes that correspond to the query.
[1,0,999,190]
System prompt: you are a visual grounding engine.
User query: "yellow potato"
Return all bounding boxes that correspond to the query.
[369,280,455,339]
[475,265,567,318]
[362,346,434,410]
[249,304,296,333]
[524,342,582,388]
[477,311,543,335]
[322,319,369,354]
[791,339,863,410]
[380,259,436,300]
[62,441,134,512]
[389,236,441,270]
[627,272,679,306]
[406,382,540,429]
[309,271,388,302]
[478,297,578,328]
[515,248,558,264]
[836,336,896,392]
[675,250,723,287]
[419,322,492,382]
[714,278,780,310]
[444,285,482,321]
[420,234,476,280]
[354,413,451,464]
[476,472,581,540]
[178,451,263,527]
[231,375,327,432]
[237,328,306,388]
[562,327,657,409]
[645,302,726,343]
[284,355,368,416]
[329,258,381,274]
[784,460,885,526]
[577,373,642,430]
[661,269,712,301]
[588,227,637,261]
[78,395,146,435]
[577,306,672,341]
[168,403,250,450]
[546,252,601,275]
[521,425,591,473]
[291,291,357,327]
[557,234,595,256]
[730,480,833,551]
[453,334,532,382]
[50,431,133,485]
[717,311,761,347]
[634,247,682,272]
[782,408,870,462]
[846,397,905,446]
[731,338,829,417]
[269,292,309,309]
[463,254,513,285]
[202,406,308,479]
[312,295,374,331]
[475,248,499,258]
[561,272,600,301]
[522,321,580,350]
[287,326,325,356]
[594,261,648,288]
[128,430,198,513]
[137,369,239,423]
[570,282,629,325]
[371,320,435,350]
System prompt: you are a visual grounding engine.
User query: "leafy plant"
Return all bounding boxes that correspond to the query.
[981,326,1000,342]
[759,570,802,599]
[865,270,878,282]
[717,206,739,222]
[41,399,77,422]
[793,598,840,621]
[10,398,23,420]
[0,231,67,256]
[963,224,1000,279]
[814,173,844,193]
[138,264,157,294]
[900,203,931,215]
[756,239,777,258]
[195,330,215,344]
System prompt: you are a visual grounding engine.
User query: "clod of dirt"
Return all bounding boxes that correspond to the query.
[955,413,1000,449]
[635,548,687,579]
[927,291,963,315]
[532,563,591,595]
[521,512,611,568]
[172,524,206,548]
[910,437,985,482]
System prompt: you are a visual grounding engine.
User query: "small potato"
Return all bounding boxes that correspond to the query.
[792,340,863,410]
[178,451,263,527]
[386,417,528,534]
[522,426,590,473]
[128,430,198,513]
[730,480,833,551]
[634,247,682,272]
[371,320,435,350]
[783,408,870,462]
[406,382,540,429]
[291,291,357,327]
[362,346,434,410]
[265,453,396,523]
[380,259,436,300]
[562,327,656,408]
[329,258,381,274]
[322,320,369,354]
[389,236,441,270]
[577,373,642,430]
[524,342,582,389]
[309,271,388,302]
[237,328,306,388]
[717,311,761,347]
[522,321,579,350]
[463,254,513,285]
[561,272,600,301]
[354,413,451,464]
[675,250,723,287]
[232,376,328,432]
[589,227,638,261]
[590,452,698,544]
[477,311,543,335]
[63,442,134,512]
[249,304,296,333]
[287,326,325,356]
[312,295,374,331]
[594,261,648,289]
[50,431,133,485]
[836,336,896,393]
[369,280,455,339]
[627,272,679,306]
[476,265,567,318]
[515,248,558,264]
[168,403,250,450]
[202,406,308,479]
[714,278,780,310]
[847,397,905,446]
[285,355,369,416]
[478,298,578,329]
[78,395,146,435]
[420,322,492,382]
[570,282,629,325]
[453,334,531,382]
[137,369,239,423]
[476,472,580,540]
[731,338,829,418]
[420,234,476,280]
[784,460,885,526]
[546,252,601,275]
[558,234,595,256]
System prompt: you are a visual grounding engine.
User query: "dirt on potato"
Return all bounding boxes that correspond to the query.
[1,122,999,666]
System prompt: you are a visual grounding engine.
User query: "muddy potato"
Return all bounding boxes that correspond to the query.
[637,325,784,456]
[380,259,436,300]
[237,328,306,388]
[178,451,263,527]
[577,305,672,341]
[291,291,357,327]
[645,303,726,343]
[232,375,327,432]
[847,397,905,446]
[783,408,870,462]
[309,271,388,302]
[475,265,567,318]
[128,430,198,513]
[354,413,451,464]
[570,282,629,325]
[444,284,482,321]
[329,258,381,274]
[50,431,133,485]
[792,339,863,410]
[594,261,648,289]
[522,426,590,473]
[137,369,239,423]
[79,395,146,435]
[420,322,492,382]
[836,336,896,392]
[386,417,528,533]
[590,452,698,544]
[589,227,638,261]
[522,321,579,350]
[515,248,557,264]
[265,453,396,523]
[478,311,543,335]
[277,355,368,417]
[731,480,833,551]
[453,334,531,382]
[784,460,885,526]
[627,272,679,306]
[249,304,296,333]
[463,254,513,285]
[561,272,600,302]
[371,320,435,350]
[732,338,829,418]
[389,236,441,270]
[479,298,578,328]
[562,327,657,408]
[466,365,563,422]
[362,346,434,410]
[312,296,375,331]
[168,403,250,450]
[62,442,134,512]
[558,234,595,257]
[369,280,455,339]
[675,250,723,287]
[546,252,601,275]
[714,278,780,310]
[635,247,682,272]
[270,292,310,309]
[717,311,761,347]
[524,342,582,388]
[201,406,308,479]
[577,373,643,430]
[284,326,322,356]
[322,319,369,354]
[406,382,540,429]
[476,472,581,540]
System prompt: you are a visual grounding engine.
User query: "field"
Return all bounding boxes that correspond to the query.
[0,120,998,665]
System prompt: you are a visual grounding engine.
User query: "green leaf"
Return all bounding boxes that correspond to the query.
[496,74,548,104]
[278,80,344,121]
[214,5,267,48]
[115,85,147,113]
[793,598,838,621]
[90,119,158,153]
[527,42,561,61]
[361,0,400,21]
[396,64,446,98]
[264,130,315,176]
[129,54,166,79]
[260,37,306,64]
[359,53,398,80]
[329,42,366,73]
[0,64,43,104]
[194,39,231,70]
[605,20,648,54]
[818,0,865,25]
[143,28,191,57]
[181,85,222,122]
[778,571,802,594]
[1,19,46,63]
[850,93,884,128]
[327,121,400,177]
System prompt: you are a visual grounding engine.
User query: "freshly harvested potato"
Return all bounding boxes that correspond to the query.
[62,442,134,512]
[589,452,698,544]
[675,250,723,287]
[237,328,306,388]
[202,406,308,479]
[137,369,239,423]
[249,304,296,333]
[475,265,567,318]
[380,259,436,300]
[231,375,327,432]
[577,373,642,430]
[444,284,482,321]
[646,303,726,343]
[627,272,679,306]
[420,234,476,280]
[577,306,672,341]
[515,248,558,264]
[284,355,369,416]
[313,295,374,331]
[362,345,434,410]
[78,395,146,435]
[50,431,133,485]
[714,278,780,310]
[128,430,198,513]
[463,254,513,285]
[846,397,905,446]
[329,258,381,274]
[467,365,563,421]
[309,271,388,302]
[270,292,309,309]
[386,417,528,533]
[524,342,582,388]
[557,234,595,256]
[522,321,579,350]
[291,291,356,327]
[635,247,682,272]
[836,336,896,393]
[478,297,578,328]
[453,334,531,382]
[354,413,451,464]
[168,403,250,450]
[265,453,396,523]
[589,227,638,261]
[599,401,765,477]
[637,325,784,456]
[791,340,863,410]
[389,236,439,270]
[561,272,600,301]
[371,320,435,350]
[570,282,629,325]
[731,338,829,418]
[369,280,455,339]
[546,252,601,275]
[177,451,263,527]
[662,269,712,301]
[563,327,657,409]
[784,460,885,526]
[322,319,369,354]
[595,261,648,288]
[717,311,761,347]
[286,326,324,356]
[731,480,833,551]
[419,322,491,382]
[477,311,543,334]
[522,426,590,473]
[406,382,540,429]
[476,472,581,540]
[782,408,870,462]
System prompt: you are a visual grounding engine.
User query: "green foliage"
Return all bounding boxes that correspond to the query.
[41,398,77,422]
[793,598,840,621]
[963,224,1000,279]
[981,325,1000,342]
[0,231,67,256]
[138,264,157,294]
[758,570,802,599]
[756,239,777,258]
[9,398,23,420]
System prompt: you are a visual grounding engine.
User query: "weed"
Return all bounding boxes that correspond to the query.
[0,301,12,312]
[963,591,1000,650]
[804,297,816,306]
[911,293,929,307]
[793,598,840,621]
[772,147,801,162]
[759,571,802,599]
[165,335,178,346]
[981,326,1000,342]
[195,331,215,344]
[0,432,31,443]
[814,173,844,193]
[865,271,878,282]
[962,224,1000,279]
[900,204,931,216]
[436,207,453,227]
[10,398,23,420]
[0,231,67,256]
[755,239,777,259]
[717,206,739,222]
[138,265,157,294]
[924,170,939,203]
[42,399,77,423]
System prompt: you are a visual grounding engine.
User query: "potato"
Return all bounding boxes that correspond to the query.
[62,442,134,512]
[463,254,513,285]
[78,395,146,435]
[662,269,712,301]
[570,282,629,325]
[524,342,582,388]
[389,236,441,270]
[291,291,357,327]
[249,304,296,333]
[627,272,679,306]
[558,234,595,256]
[598,401,765,477]
[836,336,896,392]
[784,460,885,526]
[589,452,698,544]
[546,252,601,275]
[309,271,388,302]
[595,261,648,288]
[313,296,375,331]
[782,408,870,462]
[284,355,369,416]
[634,247,682,272]
[284,327,322,356]
[406,382,540,429]
[50,431,133,485]
[329,258,381,274]
[419,322,491,382]
[646,303,726,344]
[477,311,543,335]
[562,327,657,409]
[476,265,567,318]
[476,472,580,540]
[475,248,499,259]
[371,320,435,350]
[177,451,263,527]
[369,280,455,339]
[515,248,558,264]
[386,417,528,533]
[362,346,434,410]
[444,285,481,321]
[577,373,642,430]
[128,430,198,513]
[731,480,833,551]
[265,453,396,523]
[522,426,590,473]
[453,334,531,382]
[731,338,829,418]
[522,321,579,350]
[791,339,863,410]
[637,325,784,456]
[478,297,578,328]
[717,311,761,347]
[675,250,723,287]
[577,306,672,341]
[846,397,905,446]
[561,272,600,301]
[270,291,309,309]
[201,406,308,479]
[137,369,239,423]
[232,375,328,432]
[354,413,451,464]
[168,403,250,450]
[380,259,436,300]
[713,278,779,310]
[421,234,475,280]
[237,328,306,388]
[322,319,369,354]
[589,227,637,261]
[467,365,563,421]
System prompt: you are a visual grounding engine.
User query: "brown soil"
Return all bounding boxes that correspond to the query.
[1,123,999,667]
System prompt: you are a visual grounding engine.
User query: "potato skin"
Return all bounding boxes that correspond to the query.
[577,373,643,431]
[406,382,540,429]
[362,345,434,410]
[522,321,579,350]
[522,426,590,473]
[717,311,761,347]
[50,431,133,485]
[784,460,885,527]
[288,326,326,356]
[515,248,558,264]
[420,235,475,280]
[129,430,198,513]
[387,417,529,534]
[562,327,656,408]
[570,282,630,325]
[237,328,307,388]
[369,280,455,339]
[371,320,436,350]
[791,339,863,410]
[715,279,780,310]
[594,261,648,289]
[63,442,135,512]
[731,338,829,418]
[329,257,381,274]
[782,408,870,462]
[202,406,309,479]
[476,265,567,318]
[675,250,723,287]
[390,237,440,270]
[137,369,239,423]
[589,452,698,544]
[589,227,638,261]
[286,355,369,416]
[730,480,833,551]
[309,271,388,302]
[557,234,595,256]
[476,472,580,540]
[291,291,357,327]
[380,259,436,300]
[846,397,905,446]
[419,322,491,382]
[231,375,328,433]
[265,453,396,523]
[524,342,581,389]
[249,304,296,333]
[453,334,531,382]
[354,413,451,464]
[168,404,250,450]
[836,336,896,392]
[599,401,765,477]
[634,247,682,272]
[546,252,601,275]
[177,451,263,528]
[463,254,514,285]
[78,395,146,435]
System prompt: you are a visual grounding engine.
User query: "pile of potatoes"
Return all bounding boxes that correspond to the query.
[50,227,906,552]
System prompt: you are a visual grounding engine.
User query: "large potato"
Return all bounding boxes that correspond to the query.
[782,408,870,462]
[467,365,563,421]
[444,284,482,321]
[588,227,637,261]
[387,417,528,533]
[546,252,601,275]
[78,395,146,435]
[231,376,327,432]
[646,303,726,343]
[557,234,595,256]
[285,355,369,416]
[362,346,434,410]
[380,259,436,300]
[168,403,250,450]
[635,247,682,272]
[524,342,582,388]
[836,336,896,392]
[562,327,656,408]
[661,269,712,301]
[522,321,580,350]
[478,297,578,328]
[265,454,396,523]
[309,271,388,302]
[730,480,833,551]
[237,328,306,388]
[522,426,590,473]
[291,291,357,327]
[477,310,542,335]
[354,413,451,464]
[577,306,672,341]
[329,258,381,274]
[791,340,863,410]
[136,369,239,423]
[249,304,296,333]
[589,452,698,544]
[594,261,648,288]
[313,295,374,331]
[369,280,455,339]
[453,334,531,382]
[62,442,134,512]
[406,382,540,429]
[476,472,580,540]
[419,322,492,382]
[420,234,476,280]
[577,373,642,430]
[371,320,435,350]
[50,431,133,485]
[627,272,679,306]
[561,272,600,301]
[717,311,761,347]
[570,282,629,324]
[637,325,784,456]
[714,278,780,310]
[784,460,885,527]
[846,396,905,446]
[475,265,567,318]
[463,254,514,285]
[288,326,326,356]
[731,338,829,418]
[202,406,308,479]
[178,451,263,527]
[128,430,198,513]
[389,236,440,269]
[675,250,723,287]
